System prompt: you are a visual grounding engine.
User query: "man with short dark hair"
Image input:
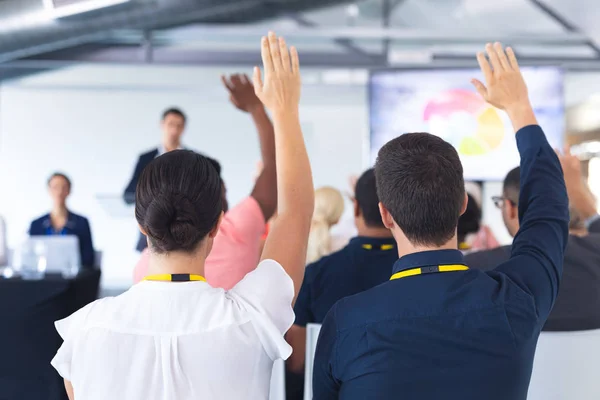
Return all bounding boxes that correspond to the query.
[466,159,600,331]
[313,43,569,400]
[124,107,220,251]
[286,169,396,376]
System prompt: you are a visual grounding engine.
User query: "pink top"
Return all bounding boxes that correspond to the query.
[133,197,266,290]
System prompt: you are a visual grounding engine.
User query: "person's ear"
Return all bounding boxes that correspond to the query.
[508,201,519,220]
[459,192,468,216]
[208,212,224,239]
[378,202,395,230]
[138,224,147,236]
[353,198,360,219]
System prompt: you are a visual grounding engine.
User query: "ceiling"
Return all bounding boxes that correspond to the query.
[2,0,600,72]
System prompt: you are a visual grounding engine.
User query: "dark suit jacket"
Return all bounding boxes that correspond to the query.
[124,148,221,251]
[29,212,95,267]
[465,232,600,331]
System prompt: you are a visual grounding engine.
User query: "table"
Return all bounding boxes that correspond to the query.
[0,269,101,400]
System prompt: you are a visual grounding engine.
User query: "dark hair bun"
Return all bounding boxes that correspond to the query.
[144,193,203,253]
[135,150,223,254]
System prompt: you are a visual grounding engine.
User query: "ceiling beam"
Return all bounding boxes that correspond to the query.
[528,0,600,58]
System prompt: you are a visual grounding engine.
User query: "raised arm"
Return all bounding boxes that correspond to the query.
[473,43,569,320]
[556,147,599,232]
[256,32,314,301]
[222,74,277,221]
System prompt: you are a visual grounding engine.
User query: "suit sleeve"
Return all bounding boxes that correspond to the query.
[79,218,95,267]
[312,305,340,399]
[494,125,569,322]
[29,220,42,235]
[123,155,145,204]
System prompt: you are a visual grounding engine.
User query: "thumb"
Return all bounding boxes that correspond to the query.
[253,66,263,97]
[471,79,487,99]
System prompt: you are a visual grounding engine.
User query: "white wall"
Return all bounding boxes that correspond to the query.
[5,62,570,287]
[0,65,368,287]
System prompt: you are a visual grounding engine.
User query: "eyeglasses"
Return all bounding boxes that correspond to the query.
[492,196,516,209]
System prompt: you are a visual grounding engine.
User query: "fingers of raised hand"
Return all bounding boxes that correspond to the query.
[290,46,300,76]
[494,42,512,71]
[268,32,283,72]
[506,47,519,70]
[261,36,274,74]
[279,37,291,72]
[476,52,493,85]
[486,43,502,73]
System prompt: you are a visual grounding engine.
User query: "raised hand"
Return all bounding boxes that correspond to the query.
[472,42,529,111]
[472,42,536,131]
[555,146,597,218]
[556,146,582,185]
[221,74,262,113]
[253,32,301,114]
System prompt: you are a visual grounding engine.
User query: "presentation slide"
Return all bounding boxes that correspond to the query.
[369,67,564,181]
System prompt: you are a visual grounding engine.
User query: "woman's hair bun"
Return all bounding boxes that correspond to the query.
[135,150,223,254]
[144,192,203,253]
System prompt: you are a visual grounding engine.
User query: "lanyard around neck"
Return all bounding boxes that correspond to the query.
[390,264,468,281]
[143,274,206,282]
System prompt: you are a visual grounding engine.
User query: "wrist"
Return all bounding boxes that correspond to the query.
[505,102,538,132]
[272,107,300,121]
[248,103,265,114]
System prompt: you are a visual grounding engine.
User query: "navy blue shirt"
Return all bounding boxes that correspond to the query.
[29,212,95,267]
[295,236,398,326]
[313,125,569,400]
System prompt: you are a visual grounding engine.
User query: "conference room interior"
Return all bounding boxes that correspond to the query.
[2,0,600,399]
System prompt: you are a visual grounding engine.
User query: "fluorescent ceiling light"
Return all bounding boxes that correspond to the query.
[43,0,130,18]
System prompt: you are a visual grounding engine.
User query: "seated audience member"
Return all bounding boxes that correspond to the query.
[286,168,395,380]
[29,173,95,267]
[466,159,600,331]
[306,187,345,264]
[133,73,278,289]
[457,194,482,253]
[313,43,569,400]
[464,183,500,250]
[0,215,6,266]
[51,32,313,400]
[123,107,221,252]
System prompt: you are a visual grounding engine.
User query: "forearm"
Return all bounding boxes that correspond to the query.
[249,106,278,219]
[570,184,597,220]
[506,103,537,133]
[251,106,276,168]
[273,111,313,218]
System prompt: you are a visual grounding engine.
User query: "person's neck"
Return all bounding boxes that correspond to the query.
[392,228,458,259]
[163,141,180,153]
[147,250,207,277]
[357,226,393,239]
[51,205,68,218]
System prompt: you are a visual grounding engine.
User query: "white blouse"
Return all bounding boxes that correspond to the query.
[51,259,294,400]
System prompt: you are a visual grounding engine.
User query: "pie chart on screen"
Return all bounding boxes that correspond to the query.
[423,89,505,156]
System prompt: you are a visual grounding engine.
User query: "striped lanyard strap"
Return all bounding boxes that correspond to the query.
[390,264,469,281]
[143,274,206,282]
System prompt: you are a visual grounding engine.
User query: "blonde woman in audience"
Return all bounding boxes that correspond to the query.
[51,32,313,400]
[306,187,345,264]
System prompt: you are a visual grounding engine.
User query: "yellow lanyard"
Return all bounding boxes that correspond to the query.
[361,244,395,251]
[143,274,206,282]
[390,264,469,281]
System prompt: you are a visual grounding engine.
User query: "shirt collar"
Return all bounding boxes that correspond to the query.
[348,236,396,249]
[42,212,76,229]
[158,144,184,156]
[392,249,465,275]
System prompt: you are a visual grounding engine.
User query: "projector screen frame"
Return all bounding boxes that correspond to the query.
[366,65,565,181]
